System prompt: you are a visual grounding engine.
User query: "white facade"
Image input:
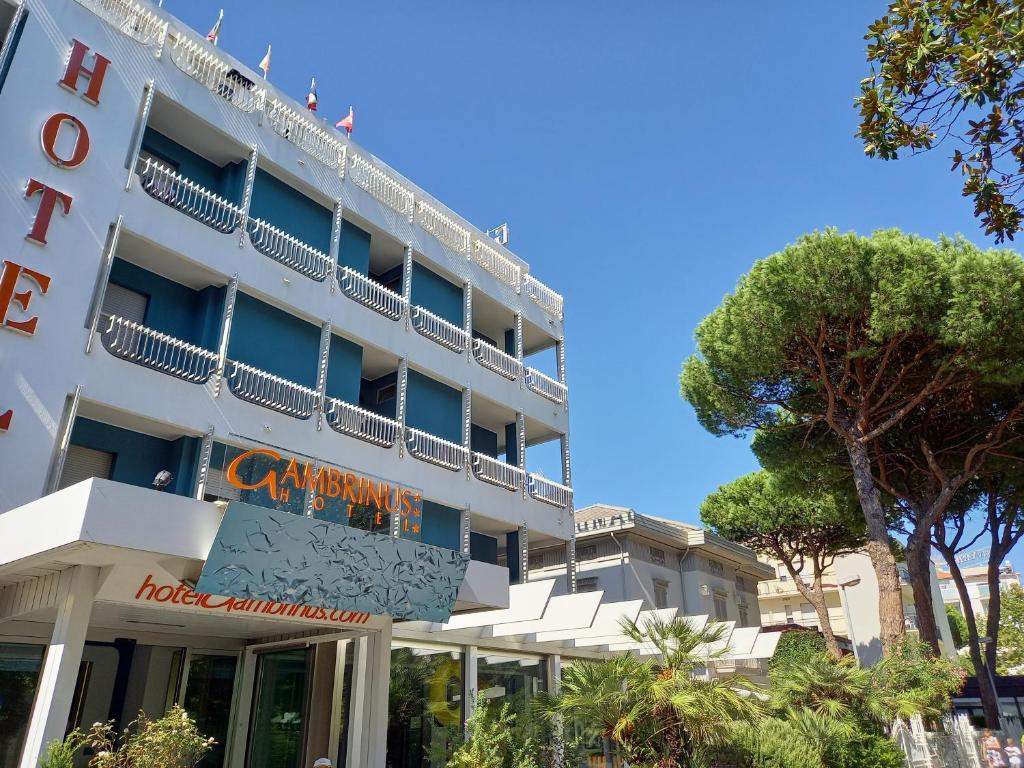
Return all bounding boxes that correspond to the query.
[937,561,1022,621]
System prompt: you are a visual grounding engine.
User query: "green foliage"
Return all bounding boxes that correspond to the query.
[83,706,214,768]
[38,731,90,768]
[856,0,1024,242]
[997,583,1024,674]
[946,604,970,649]
[719,718,823,768]
[541,617,763,768]
[768,631,828,676]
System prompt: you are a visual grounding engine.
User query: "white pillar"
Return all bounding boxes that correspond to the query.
[463,644,479,733]
[20,566,99,768]
[365,619,393,768]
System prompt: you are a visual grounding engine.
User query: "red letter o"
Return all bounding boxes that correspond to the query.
[40,112,90,168]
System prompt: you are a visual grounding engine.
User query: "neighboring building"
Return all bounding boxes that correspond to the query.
[757,552,957,665]
[530,504,776,627]
[937,560,1022,620]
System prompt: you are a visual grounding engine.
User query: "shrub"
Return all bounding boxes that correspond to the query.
[718,718,823,768]
[768,631,827,677]
[83,706,213,768]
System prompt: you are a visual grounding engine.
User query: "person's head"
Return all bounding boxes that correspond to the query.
[1010,738,1017,746]
[985,729,993,737]
[313,759,331,768]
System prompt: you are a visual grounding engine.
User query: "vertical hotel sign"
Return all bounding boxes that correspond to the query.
[1,38,111,431]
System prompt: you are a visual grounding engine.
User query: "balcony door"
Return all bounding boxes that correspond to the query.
[247,647,312,768]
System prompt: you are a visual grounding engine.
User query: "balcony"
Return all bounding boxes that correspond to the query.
[525,367,566,405]
[264,98,345,169]
[473,239,522,290]
[473,339,522,381]
[416,200,470,254]
[523,274,564,320]
[225,361,318,418]
[169,35,264,113]
[405,428,468,472]
[247,218,331,281]
[527,474,573,508]
[136,157,243,234]
[338,267,406,320]
[348,154,414,219]
[75,0,168,46]
[100,315,217,384]
[472,453,524,492]
[411,306,469,353]
[325,398,401,448]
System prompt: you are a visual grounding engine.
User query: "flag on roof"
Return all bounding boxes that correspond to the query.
[206,9,223,45]
[336,106,353,135]
[307,78,318,112]
[258,44,271,78]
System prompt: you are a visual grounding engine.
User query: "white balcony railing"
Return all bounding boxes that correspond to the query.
[472,453,524,492]
[100,315,217,384]
[525,367,567,405]
[472,339,522,381]
[411,306,469,353]
[169,36,264,113]
[405,428,468,472]
[527,473,573,508]
[325,398,401,448]
[75,0,168,46]
[225,361,318,419]
[264,98,345,169]
[416,200,471,254]
[473,238,522,290]
[136,157,243,234]
[349,154,415,219]
[522,274,564,320]
[338,267,405,320]
[247,218,331,281]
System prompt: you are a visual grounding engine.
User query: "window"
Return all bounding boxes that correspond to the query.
[708,559,724,577]
[801,602,816,623]
[387,644,464,768]
[0,643,45,768]
[102,282,148,324]
[649,547,666,566]
[376,383,397,404]
[735,575,746,592]
[528,554,544,570]
[577,577,599,593]
[58,445,114,489]
[713,591,729,621]
[476,653,546,717]
[577,544,597,560]
[653,579,669,609]
[784,604,794,623]
[738,604,749,626]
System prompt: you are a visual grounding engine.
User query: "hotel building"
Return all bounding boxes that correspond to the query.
[0,2,787,767]
[937,560,1022,622]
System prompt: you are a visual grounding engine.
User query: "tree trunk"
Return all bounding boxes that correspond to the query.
[944,556,1002,728]
[846,437,905,654]
[790,569,842,658]
[904,532,941,655]
[985,554,1003,675]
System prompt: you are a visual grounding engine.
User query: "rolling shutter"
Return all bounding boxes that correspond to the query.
[101,282,148,324]
[58,445,114,489]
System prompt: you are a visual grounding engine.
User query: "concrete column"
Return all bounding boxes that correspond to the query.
[44,386,82,494]
[555,337,567,385]
[401,243,413,330]
[463,644,479,733]
[211,274,239,397]
[515,314,524,390]
[559,434,572,488]
[328,200,343,293]
[315,321,332,431]
[516,412,526,500]
[462,387,472,480]
[460,508,472,556]
[19,566,99,768]
[193,427,215,500]
[397,356,409,458]
[365,620,393,768]
[464,282,473,360]
[565,536,578,594]
[84,216,123,354]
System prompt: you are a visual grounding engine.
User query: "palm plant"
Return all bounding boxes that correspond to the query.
[541,616,763,768]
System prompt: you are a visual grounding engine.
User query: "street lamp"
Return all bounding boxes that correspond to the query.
[978,636,1003,731]
[838,577,862,665]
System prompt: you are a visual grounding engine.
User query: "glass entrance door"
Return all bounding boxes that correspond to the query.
[182,653,239,768]
[248,648,311,768]
[0,643,45,768]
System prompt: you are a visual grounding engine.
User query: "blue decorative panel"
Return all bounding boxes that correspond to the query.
[197,502,469,622]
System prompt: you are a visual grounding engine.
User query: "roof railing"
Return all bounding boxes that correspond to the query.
[264,98,345,169]
[169,35,265,113]
[473,238,522,290]
[416,199,471,254]
[527,473,573,508]
[523,274,564,319]
[74,0,168,46]
[348,154,415,219]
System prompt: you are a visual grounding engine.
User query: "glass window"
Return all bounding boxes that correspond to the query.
[248,648,310,768]
[183,654,238,768]
[713,591,729,621]
[653,580,669,610]
[738,604,749,626]
[649,547,666,567]
[387,644,463,768]
[0,643,45,768]
[708,559,724,577]
[576,577,599,593]
[476,653,546,717]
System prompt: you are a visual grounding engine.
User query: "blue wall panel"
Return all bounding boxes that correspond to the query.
[338,220,371,274]
[109,259,223,348]
[70,418,197,496]
[420,500,461,552]
[228,293,320,388]
[325,334,363,403]
[249,169,332,253]
[141,128,244,203]
[405,370,461,443]
[471,532,498,565]
[411,263,463,326]
[471,424,498,458]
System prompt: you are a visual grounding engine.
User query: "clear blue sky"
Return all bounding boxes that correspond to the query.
[167,1,1019,570]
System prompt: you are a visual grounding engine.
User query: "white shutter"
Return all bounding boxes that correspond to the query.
[59,445,114,489]
[203,467,240,501]
[102,282,148,324]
